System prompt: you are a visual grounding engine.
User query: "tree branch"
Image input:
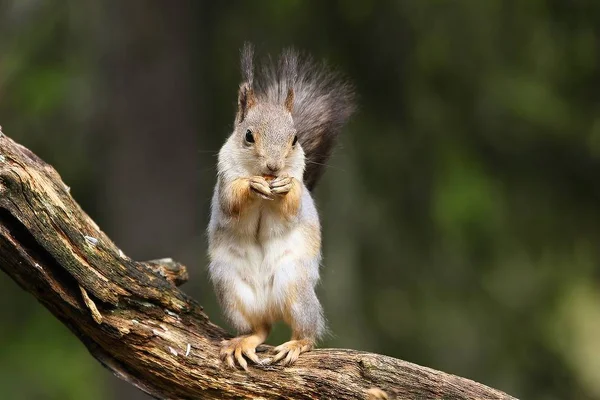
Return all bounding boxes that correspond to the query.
[0,129,517,400]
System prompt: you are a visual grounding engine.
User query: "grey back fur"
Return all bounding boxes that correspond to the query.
[239,43,355,191]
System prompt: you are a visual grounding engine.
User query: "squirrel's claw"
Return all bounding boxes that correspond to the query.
[219,343,237,369]
[220,337,263,370]
[270,339,313,366]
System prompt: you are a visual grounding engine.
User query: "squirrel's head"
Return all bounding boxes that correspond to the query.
[230,82,304,177]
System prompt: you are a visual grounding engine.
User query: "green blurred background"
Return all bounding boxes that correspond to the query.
[1,1,600,399]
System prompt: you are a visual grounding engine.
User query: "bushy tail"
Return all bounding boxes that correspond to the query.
[241,43,356,191]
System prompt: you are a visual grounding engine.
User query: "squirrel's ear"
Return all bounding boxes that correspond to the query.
[237,82,256,123]
[284,87,294,113]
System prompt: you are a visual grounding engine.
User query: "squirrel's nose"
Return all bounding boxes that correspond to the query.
[266,162,281,174]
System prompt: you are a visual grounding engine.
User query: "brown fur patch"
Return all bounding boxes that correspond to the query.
[278,178,301,219]
[220,178,252,217]
[284,87,294,113]
[242,310,272,333]
[237,82,256,123]
[301,223,321,257]
[281,282,300,325]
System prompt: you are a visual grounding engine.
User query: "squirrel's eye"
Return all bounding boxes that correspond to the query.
[292,135,298,146]
[245,129,254,144]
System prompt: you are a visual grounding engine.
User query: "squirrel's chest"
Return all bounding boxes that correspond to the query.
[234,204,292,240]
[229,206,297,269]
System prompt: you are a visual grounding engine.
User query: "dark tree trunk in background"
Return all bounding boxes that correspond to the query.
[91,2,200,399]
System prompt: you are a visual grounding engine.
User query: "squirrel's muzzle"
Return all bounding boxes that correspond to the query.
[265,161,283,174]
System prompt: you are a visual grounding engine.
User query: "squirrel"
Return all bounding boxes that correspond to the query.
[207,43,355,369]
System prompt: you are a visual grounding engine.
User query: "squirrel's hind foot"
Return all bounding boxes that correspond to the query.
[220,335,266,370]
[264,339,313,366]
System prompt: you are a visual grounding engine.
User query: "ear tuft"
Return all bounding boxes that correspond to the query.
[284,87,294,113]
[237,82,256,123]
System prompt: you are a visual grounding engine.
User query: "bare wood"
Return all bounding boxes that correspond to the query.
[0,130,517,400]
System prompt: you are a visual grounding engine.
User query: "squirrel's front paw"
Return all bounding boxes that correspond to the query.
[249,176,274,200]
[264,339,313,366]
[269,174,293,195]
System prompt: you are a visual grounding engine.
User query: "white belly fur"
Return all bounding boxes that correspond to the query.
[210,205,305,322]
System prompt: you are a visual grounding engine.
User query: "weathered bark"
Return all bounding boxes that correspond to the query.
[0,130,517,400]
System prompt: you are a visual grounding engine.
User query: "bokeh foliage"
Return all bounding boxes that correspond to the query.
[1,1,600,399]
